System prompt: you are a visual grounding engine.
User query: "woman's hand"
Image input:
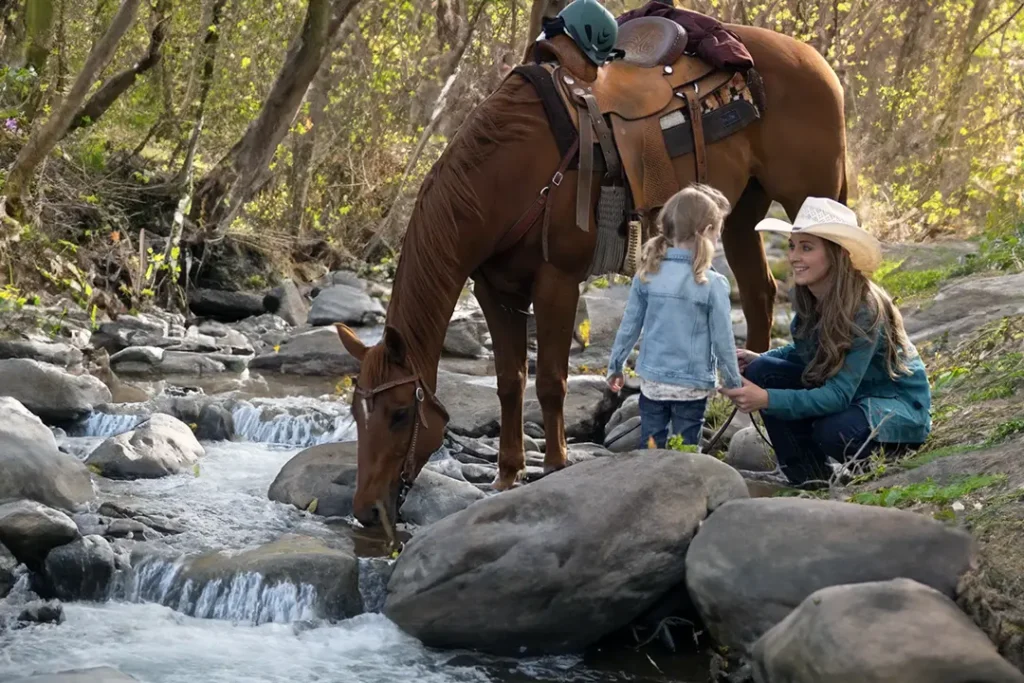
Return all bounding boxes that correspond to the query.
[719,377,769,414]
[607,373,625,393]
[736,349,760,372]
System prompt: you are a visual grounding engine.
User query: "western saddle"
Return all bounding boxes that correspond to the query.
[503,16,760,277]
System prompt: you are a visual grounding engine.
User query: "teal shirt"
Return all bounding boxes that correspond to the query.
[762,309,932,444]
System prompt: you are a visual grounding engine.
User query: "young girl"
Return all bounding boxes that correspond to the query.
[606,184,743,450]
[720,196,931,485]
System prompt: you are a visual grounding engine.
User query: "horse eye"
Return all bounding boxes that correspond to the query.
[390,407,411,430]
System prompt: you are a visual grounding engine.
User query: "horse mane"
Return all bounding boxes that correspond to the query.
[383,74,546,381]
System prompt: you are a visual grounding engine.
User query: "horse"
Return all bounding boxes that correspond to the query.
[335,10,847,528]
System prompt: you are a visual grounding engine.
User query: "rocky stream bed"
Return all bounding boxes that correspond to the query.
[3,244,1024,683]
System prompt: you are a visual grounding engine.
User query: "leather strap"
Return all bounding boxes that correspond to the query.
[577,103,594,232]
[685,85,708,183]
[582,93,620,178]
[495,138,580,254]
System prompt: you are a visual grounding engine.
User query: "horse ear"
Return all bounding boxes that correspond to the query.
[334,323,367,362]
[383,325,406,365]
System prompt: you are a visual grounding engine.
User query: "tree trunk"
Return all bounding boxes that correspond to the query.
[3,0,141,219]
[23,0,54,74]
[190,0,362,238]
[883,0,930,135]
[67,0,171,134]
[289,10,359,236]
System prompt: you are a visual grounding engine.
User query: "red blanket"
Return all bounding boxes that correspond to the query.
[616,2,754,71]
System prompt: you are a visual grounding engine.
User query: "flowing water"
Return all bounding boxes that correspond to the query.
[1,390,704,683]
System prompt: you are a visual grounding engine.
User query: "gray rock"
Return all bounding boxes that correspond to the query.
[249,326,377,376]
[317,270,367,290]
[523,376,618,441]
[1,541,17,598]
[604,415,642,452]
[579,284,631,353]
[399,468,486,527]
[903,273,1024,344]
[108,346,164,367]
[605,394,639,432]
[4,667,138,683]
[307,284,385,327]
[0,501,79,571]
[0,398,94,510]
[444,293,490,358]
[158,351,230,375]
[752,578,1024,683]
[86,414,204,479]
[725,426,776,472]
[195,321,254,349]
[195,404,234,441]
[423,457,468,482]
[17,599,65,625]
[263,279,309,327]
[0,359,111,421]
[459,463,498,484]
[0,338,83,367]
[43,534,116,601]
[384,450,749,655]
[685,498,978,655]
[268,442,358,517]
[188,288,266,322]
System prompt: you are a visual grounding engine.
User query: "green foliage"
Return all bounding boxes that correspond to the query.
[873,260,950,300]
[666,433,699,453]
[899,444,981,470]
[849,474,1007,508]
[985,419,1024,446]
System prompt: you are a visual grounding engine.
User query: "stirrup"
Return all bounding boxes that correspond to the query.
[622,219,642,276]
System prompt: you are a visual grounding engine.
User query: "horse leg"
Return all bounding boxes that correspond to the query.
[472,276,528,490]
[531,263,579,472]
[722,179,775,353]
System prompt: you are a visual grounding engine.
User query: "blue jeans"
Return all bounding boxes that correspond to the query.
[639,394,707,449]
[744,356,919,485]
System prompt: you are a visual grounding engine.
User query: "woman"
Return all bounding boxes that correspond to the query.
[720,197,931,485]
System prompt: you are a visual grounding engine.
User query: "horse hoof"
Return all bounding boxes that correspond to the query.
[543,463,566,475]
[492,470,523,491]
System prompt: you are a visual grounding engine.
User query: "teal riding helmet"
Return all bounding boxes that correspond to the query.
[557,0,619,65]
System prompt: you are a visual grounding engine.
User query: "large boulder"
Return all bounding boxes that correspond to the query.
[0,501,79,571]
[43,534,116,601]
[435,372,506,437]
[0,337,83,367]
[86,414,205,479]
[307,284,385,327]
[249,326,379,376]
[0,359,111,421]
[268,442,358,517]
[399,467,486,527]
[188,288,266,322]
[724,426,776,472]
[0,398,95,510]
[752,578,1024,683]
[523,376,619,441]
[384,450,749,655]
[685,498,978,654]
[4,667,139,682]
[263,279,309,327]
[903,273,1024,344]
[129,534,361,622]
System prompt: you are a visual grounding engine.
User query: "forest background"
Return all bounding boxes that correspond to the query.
[0,0,1020,316]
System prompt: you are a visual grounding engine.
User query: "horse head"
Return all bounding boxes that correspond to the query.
[334,323,449,528]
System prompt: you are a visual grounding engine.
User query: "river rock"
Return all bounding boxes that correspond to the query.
[0,501,80,571]
[307,284,385,327]
[903,272,1024,344]
[263,279,309,327]
[268,442,358,517]
[249,326,378,376]
[43,534,116,601]
[605,394,639,432]
[523,376,619,441]
[0,337,83,367]
[685,498,978,654]
[86,414,204,479]
[0,398,95,510]
[752,578,1024,683]
[399,467,486,526]
[384,450,749,655]
[604,415,641,452]
[725,426,776,472]
[4,667,139,683]
[444,293,489,358]
[0,359,111,422]
[1,542,17,598]
[195,404,235,441]
[188,288,266,322]
[133,534,362,622]
[17,599,65,625]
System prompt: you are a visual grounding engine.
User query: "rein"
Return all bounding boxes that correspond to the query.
[353,372,450,513]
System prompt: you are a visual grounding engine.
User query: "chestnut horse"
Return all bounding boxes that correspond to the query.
[336,18,847,527]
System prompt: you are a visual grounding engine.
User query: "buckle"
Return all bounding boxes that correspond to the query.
[415,387,425,402]
[552,171,564,186]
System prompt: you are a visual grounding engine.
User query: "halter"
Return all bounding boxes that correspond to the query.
[352,371,450,511]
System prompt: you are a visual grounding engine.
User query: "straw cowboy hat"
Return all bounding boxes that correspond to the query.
[755,197,883,274]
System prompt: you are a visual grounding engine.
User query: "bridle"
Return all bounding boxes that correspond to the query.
[352,371,450,510]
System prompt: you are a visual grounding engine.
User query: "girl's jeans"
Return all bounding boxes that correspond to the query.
[639,394,708,449]
[745,356,920,484]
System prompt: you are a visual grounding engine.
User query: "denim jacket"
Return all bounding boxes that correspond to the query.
[607,248,743,390]
[762,307,932,444]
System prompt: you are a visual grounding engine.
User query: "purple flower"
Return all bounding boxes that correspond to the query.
[4,118,18,132]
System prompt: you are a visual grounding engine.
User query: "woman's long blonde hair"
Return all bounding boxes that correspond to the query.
[638,184,731,284]
[794,240,915,385]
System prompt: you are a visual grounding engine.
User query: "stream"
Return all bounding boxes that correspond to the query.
[0,386,707,683]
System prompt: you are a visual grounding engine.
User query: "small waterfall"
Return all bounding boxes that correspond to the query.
[231,397,356,447]
[69,411,146,438]
[118,555,319,625]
